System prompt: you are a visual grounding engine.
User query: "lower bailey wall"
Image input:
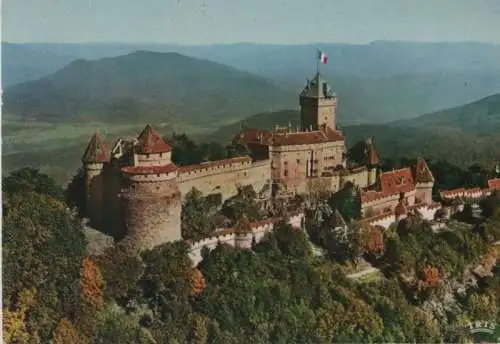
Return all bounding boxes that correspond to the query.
[188,213,304,266]
[188,202,442,265]
[178,159,270,201]
[363,202,441,229]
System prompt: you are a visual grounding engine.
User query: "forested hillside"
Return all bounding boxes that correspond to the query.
[3,166,499,343]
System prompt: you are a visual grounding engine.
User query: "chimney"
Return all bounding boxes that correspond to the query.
[309,125,313,132]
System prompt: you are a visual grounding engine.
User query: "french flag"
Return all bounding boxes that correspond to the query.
[318,51,328,64]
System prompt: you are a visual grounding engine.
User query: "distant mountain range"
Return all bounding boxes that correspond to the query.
[3,41,500,123]
[2,51,295,126]
[2,43,77,86]
[205,94,500,168]
[4,41,500,81]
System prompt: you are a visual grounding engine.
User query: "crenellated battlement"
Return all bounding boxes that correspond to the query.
[81,71,439,254]
[187,212,305,266]
[362,202,441,229]
[177,156,253,181]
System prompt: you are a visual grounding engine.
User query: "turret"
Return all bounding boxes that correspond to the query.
[82,132,109,228]
[412,158,435,204]
[234,214,253,249]
[119,124,182,252]
[299,73,338,132]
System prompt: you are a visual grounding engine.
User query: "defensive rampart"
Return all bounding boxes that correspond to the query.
[188,212,304,266]
[178,157,270,201]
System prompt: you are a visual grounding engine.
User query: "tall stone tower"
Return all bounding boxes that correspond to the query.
[299,73,338,132]
[82,132,109,228]
[363,137,379,187]
[119,125,182,252]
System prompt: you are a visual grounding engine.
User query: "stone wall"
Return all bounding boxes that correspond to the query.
[342,166,369,189]
[364,202,441,229]
[134,151,172,167]
[85,162,105,228]
[178,158,270,201]
[120,174,182,251]
[188,213,305,266]
[269,141,346,192]
[300,96,337,131]
[415,181,434,204]
[361,189,416,217]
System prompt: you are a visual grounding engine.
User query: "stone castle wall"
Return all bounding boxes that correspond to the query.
[120,172,182,251]
[85,162,106,228]
[361,189,417,217]
[269,141,345,192]
[188,213,304,266]
[363,202,441,229]
[178,158,270,201]
[341,167,369,189]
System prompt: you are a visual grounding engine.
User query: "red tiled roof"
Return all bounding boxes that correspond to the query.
[414,158,434,183]
[380,168,415,194]
[271,127,344,146]
[178,156,252,173]
[324,126,345,142]
[121,164,177,175]
[82,132,109,163]
[233,129,273,146]
[136,124,171,154]
[361,168,415,203]
[488,178,500,190]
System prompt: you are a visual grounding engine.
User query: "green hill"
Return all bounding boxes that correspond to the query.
[2,51,295,127]
[394,93,500,136]
[205,94,500,168]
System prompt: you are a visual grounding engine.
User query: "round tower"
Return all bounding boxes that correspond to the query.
[119,124,182,251]
[234,214,254,249]
[120,166,182,251]
[81,132,109,228]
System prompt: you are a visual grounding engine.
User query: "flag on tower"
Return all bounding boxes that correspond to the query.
[318,51,328,64]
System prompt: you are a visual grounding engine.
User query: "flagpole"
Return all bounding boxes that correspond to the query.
[316,49,320,76]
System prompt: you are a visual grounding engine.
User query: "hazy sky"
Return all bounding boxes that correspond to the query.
[3,0,500,44]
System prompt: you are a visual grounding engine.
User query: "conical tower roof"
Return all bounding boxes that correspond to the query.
[414,158,434,183]
[82,132,109,163]
[136,124,171,154]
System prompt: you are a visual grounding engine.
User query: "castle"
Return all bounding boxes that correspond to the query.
[82,72,439,253]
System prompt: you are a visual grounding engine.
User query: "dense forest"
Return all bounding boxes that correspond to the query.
[3,146,500,343]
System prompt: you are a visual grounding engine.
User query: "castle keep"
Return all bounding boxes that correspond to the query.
[82,72,436,252]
